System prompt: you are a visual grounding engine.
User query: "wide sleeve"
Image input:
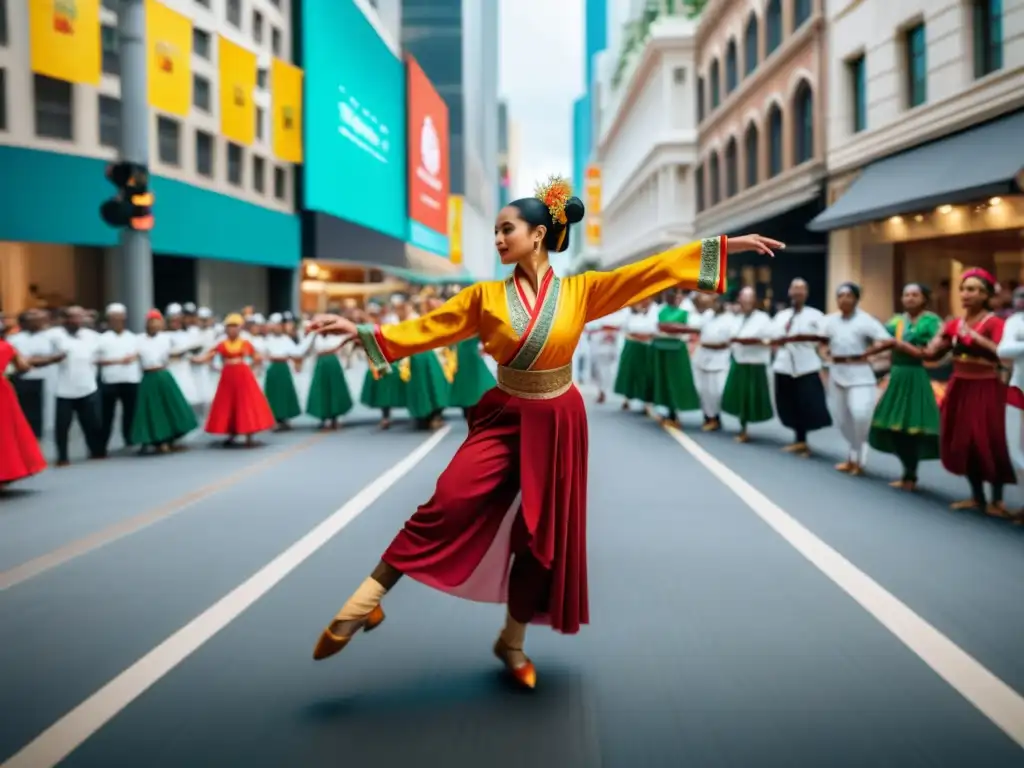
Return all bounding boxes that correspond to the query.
[914,313,941,346]
[357,284,482,375]
[581,236,727,323]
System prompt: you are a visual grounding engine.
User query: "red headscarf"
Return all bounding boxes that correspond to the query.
[960,268,998,293]
[145,309,163,321]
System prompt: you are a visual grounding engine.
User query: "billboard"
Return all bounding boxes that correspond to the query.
[29,0,101,85]
[219,36,257,145]
[303,0,406,241]
[584,164,602,247]
[271,58,304,164]
[448,196,463,265]
[147,0,192,117]
[405,55,450,255]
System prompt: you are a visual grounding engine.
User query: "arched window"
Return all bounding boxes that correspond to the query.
[709,152,721,205]
[744,13,759,76]
[766,0,782,55]
[744,122,759,188]
[767,104,783,177]
[697,77,705,123]
[709,59,721,108]
[695,163,705,212]
[793,80,814,164]
[725,138,738,197]
[793,0,812,30]
[725,40,738,94]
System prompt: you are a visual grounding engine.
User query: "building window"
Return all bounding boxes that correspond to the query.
[102,0,117,10]
[744,122,759,188]
[193,27,211,59]
[195,0,210,6]
[725,40,738,94]
[33,75,73,140]
[0,69,6,130]
[696,77,705,122]
[973,0,1003,78]
[101,24,120,75]
[196,131,214,176]
[98,95,120,147]
[744,14,758,76]
[709,59,720,109]
[253,155,265,193]
[253,10,263,43]
[256,107,265,141]
[274,166,286,199]
[709,152,721,206]
[725,139,738,198]
[793,0,812,30]
[904,23,927,108]
[157,116,181,165]
[0,0,9,46]
[766,0,782,55]
[793,81,813,164]
[228,142,243,185]
[227,0,241,28]
[271,26,282,56]
[848,55,866,133]
[767,104,783,177]
[257,68,268,90]
[192,74,210,111]
[695,164,704,212]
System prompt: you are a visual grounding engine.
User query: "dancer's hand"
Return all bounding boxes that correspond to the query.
[308,314,357,337]
[727,235,785,256]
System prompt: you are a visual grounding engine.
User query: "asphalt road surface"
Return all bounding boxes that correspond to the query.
[3,393,1024,767]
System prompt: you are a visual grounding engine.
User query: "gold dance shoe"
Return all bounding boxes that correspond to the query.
[312,604,386,661]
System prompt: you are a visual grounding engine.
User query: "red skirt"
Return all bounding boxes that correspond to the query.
[383,385,589,634]
[940,375,1016,484]
[0,377,46,483]
[204,364,276,436]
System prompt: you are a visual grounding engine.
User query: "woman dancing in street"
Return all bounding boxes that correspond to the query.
[308,175,783,688]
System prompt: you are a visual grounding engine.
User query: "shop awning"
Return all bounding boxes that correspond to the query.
[808,110,1024,232]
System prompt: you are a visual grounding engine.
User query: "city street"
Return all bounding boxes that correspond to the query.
[3,393,1024,767]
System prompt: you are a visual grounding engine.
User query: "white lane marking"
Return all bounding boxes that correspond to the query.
[662,424,1024,750]
[2,426,452,768]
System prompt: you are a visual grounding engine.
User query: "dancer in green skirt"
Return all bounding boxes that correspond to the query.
[360,365,407,429]
[868,283,942,490]
[449,336,496,417]
[721,287,775,441]
[132,309,198,454]
[614,299,657,410]
[652,290,701,425]
[401,349,452,430]
[305,334,353,429]
[262,313,302,430]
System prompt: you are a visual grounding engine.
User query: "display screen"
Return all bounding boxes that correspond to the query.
[406,54,450,255]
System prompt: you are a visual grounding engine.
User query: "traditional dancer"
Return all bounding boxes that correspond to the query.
[997,286,1024,480]
[694,295,736,431]
[96,303,140,452]
[584,307,628,404]
[307,173,782,688]
[867,283,942,490]
[613,300,657,411]
[652,288,702,426]
[132,309,198,454]
[449,335,496,418]
[925,269,1016,516]
[359,302,407,430]
[304,332,353,430]
[401,296,454,430]
[194,314,276,447]
[821,283,890,475]
[262,313,302,430]
[770,279,830,456]
[0,338,47,486]
[720,287,774,442]
[165,304,202,408]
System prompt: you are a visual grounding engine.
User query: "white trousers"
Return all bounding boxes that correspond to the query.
[1006,406,1024,479]
[696,368,728,418]
[590,348,617,393]
[829,380,876,464]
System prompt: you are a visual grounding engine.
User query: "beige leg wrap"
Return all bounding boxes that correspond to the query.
[334,577,387,622]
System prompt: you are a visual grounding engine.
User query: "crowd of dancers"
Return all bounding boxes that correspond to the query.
[580,268,1024,520]
[0,292,496,486]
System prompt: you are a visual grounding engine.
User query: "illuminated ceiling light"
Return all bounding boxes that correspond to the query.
[914,215,924,222]
[889,215,903,224]
[989,196,1002,206]
[938,205,953,214]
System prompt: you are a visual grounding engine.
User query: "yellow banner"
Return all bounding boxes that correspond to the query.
[29,0,101,85]
[584,165,602,247]
[448,196,464,264]
[146,0,192,117]
[219,36,257,145]
[271,58,303,164]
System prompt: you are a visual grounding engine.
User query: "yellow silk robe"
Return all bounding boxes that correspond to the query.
[359,236,727,375]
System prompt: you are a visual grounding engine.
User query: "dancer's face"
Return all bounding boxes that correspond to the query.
[836,289,857,314]
[959,278,988,312]
[494,206,542,265]
[901,284,926,312]
[226,324,241,340]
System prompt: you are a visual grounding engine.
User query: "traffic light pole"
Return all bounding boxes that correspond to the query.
[118,0,154,331]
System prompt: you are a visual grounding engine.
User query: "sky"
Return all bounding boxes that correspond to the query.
[498,0,585,200]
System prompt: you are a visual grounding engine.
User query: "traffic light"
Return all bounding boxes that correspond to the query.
[100,162,154,231]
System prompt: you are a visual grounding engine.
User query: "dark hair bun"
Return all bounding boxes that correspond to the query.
[564,196,585,224]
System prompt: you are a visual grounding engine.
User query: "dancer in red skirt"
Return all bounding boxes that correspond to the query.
[0,339,47,485]
[925,268,1016,517]
[193,313,275,447]
[307,174,784,688]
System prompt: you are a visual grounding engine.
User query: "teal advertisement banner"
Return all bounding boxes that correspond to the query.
[302,0,407,240]
[0,146,300,268]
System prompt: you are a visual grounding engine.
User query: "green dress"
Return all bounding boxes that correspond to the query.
[359,366,407,410]
[720,312,774,426]
[651,306,700,413]
[263,361,301,422]
[131,369,198,446]
[613,323,654,403]
[868,312,941,475]
[403,350,451,419]
[449,336,496,408]
[306,353,353,421]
